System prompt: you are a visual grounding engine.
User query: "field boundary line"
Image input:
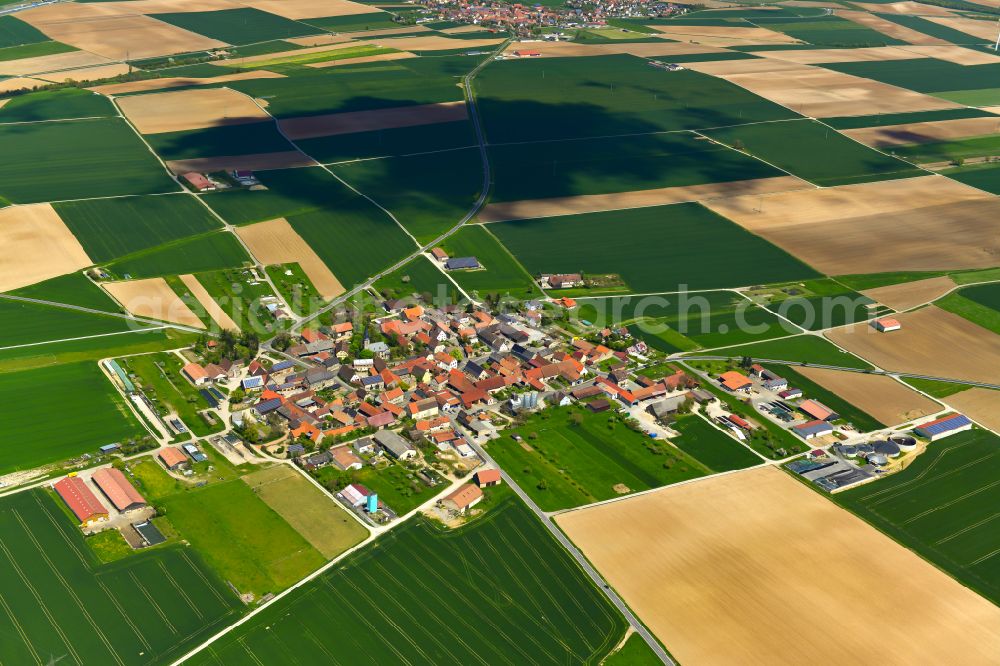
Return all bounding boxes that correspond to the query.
[0,326,169,352]
[901,478,1000,525]
[936,511,1000,545]
[969,545,1000,566]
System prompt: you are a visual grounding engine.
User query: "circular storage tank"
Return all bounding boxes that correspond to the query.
[856,443,874,455]
[873,441,901,458]
[867,453,889,466]
[891,435,917,452]
[841,445,858,458]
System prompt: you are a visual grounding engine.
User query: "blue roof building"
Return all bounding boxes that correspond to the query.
[445,257,480,270]
[914,413,973,441]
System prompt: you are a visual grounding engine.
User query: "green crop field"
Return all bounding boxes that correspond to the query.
[753,15,905,46]
[0,15,47,48]
[150,8,318,45]
[822,107,993,129]
[489,132,782,202]
[670,414,763,472]
[605,633,663,666]
[0,489,240,665]
[891,134,1000,164]
[374,255,458,303]
[159,477,326,596]
[304,11,400,32]
[0,362,142,473]
[193,268,285,334]
[490,407,713,511]
[0,39,74,62]
[145,122,296,160]
[696,334,874,368]
[439,225,542,298]
[902,377,972,398]
[941,161,1000,195]
[702,119,922,186]
[299,119,476,163]
[574,291,798,351]
[226,57,467,119]
[332,147,482,242]
[120,352,224,437]
[476,54,798,143]
[6,272,123,313]
[871,13,989,45]
[106,231,249,278]
[823,58,1000,96]
[834,429,1000,605]
[233,44,396,70]
[266,263,322,316]
[56,194,222,263]
[772,364,884,431]
[0,88,110,123]
[0,328,197,374]
[186,496,627,665]
[201,166,340,225]
[490,203,819,294]
[0,299,137,347]
[0,118,178,203]
[752,278,882,330]
[937,286,1000,335]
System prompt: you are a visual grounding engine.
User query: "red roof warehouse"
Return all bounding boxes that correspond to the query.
[54,476,108,524]
[92,467,146,512]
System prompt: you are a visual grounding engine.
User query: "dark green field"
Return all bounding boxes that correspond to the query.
[303,11,400,32]
[822,107,994,129]
[490,407,714,511]
[574,291,798,351]
[0,490,240,665]
[5,272,124,313]
[834,429,1000,605]
[0,88,110,123]
[201,166,339,224]
[0,328,197,373]
[374,255,458,303]
[753,15,905,46]
[0,362,143,473]
[0,300,137,347]
[890,133,1000,164]
[936,285,1000,335]
[332,147,482,242]
[145,122,296,160]
[186,497,626,665]
[299,120,476,163]
[56,194,222,263]
[439,225,541,298]
[756,278,882,330]
[489,132,783,202]
[702,119,922,186]
[490,203,819,293]
[822,58,1000,96]
[699,334,874,369]
[0,118,178,203]
[0,39,75,62]
[476,54,798,143]
[670,415,763,471]
[106,231,250,278]
[872,13,989,45]
[0,15,47,48]
[150,7,318,44]
[941,161,1000,195]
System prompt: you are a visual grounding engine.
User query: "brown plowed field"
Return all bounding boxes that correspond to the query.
[35,62,131,83]
[477,176,811,222]
[899,45,1000,64]
[501,40,728,58]
[91,70,284,95]
[117,87,270,134]
[926,15,1000,39]
[795,366,939,425]
[827,306,1000,384]
[844,117,1000,148]
[647,24,800,43]
[756,45,921,64]
[860,276,956,311]
[104,277,205,328]
[179,274,240,331]
[0,50,111,77]
[557,466,1000,666]
[0,204,93,292]
[704,177,1000,274]
[945,388,1000,432]
[235,218,344,300]
[279,101,467,139]
[837,10,948,45]
[242,0,380,18]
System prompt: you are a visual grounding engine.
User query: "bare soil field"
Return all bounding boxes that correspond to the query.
[861,275,956,311]
[243,0,380,18]
[36,62,131,83]
[0,50,111,77]
[90,70,284,95]
[117,87,271,134]
[756,45,921,64]
[687,59,961,116]
[166,151,315,174]
[375,35,503,51]
[899,45,1000,65]
[837,10,948,45]
[284,34,356,47]
[235,218,344,300]
[306,51,417,67]
[0,204,93,292]
[441,24,489,34]
[844,116,1000,148]
[647,24,800,44]
[477,176,811,222]
[179,273,240,331]
[944,388,1000,432]
[853,1,954,15]
[0,99,9,109]
[279,101,467,139]
[926,16,1000,40]
[104,277,205,328]
[704,176,1000,274]
[502,40,728,58]
[21,14,227,60]
[796,366,940,425]
[556,466,1000,666]
[827,306,1000,384]
[0,77,44,93]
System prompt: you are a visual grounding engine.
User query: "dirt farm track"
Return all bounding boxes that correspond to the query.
[556,466,1000,665]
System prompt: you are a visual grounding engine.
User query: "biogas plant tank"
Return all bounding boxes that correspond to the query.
[872,441,901,458]
[889,435,917,452]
